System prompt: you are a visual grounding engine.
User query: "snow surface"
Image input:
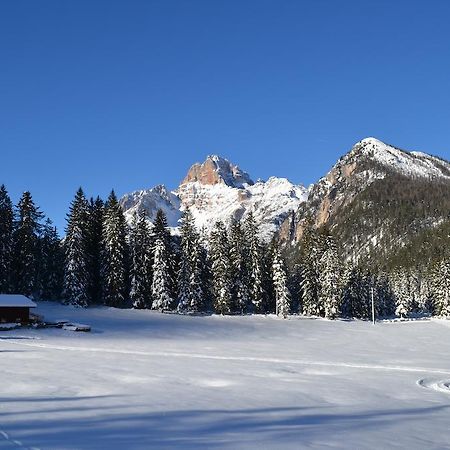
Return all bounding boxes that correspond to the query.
[1,302,450,449]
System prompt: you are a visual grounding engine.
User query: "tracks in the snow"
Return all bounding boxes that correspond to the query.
[3,337,450,376]
[417,378,450,394]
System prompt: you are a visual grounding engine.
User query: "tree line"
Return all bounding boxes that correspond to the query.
[0,184,448,319]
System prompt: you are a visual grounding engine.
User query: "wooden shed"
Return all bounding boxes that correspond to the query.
[0,295,37,325]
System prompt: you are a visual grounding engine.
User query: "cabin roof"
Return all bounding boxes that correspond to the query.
[0,295,37,308]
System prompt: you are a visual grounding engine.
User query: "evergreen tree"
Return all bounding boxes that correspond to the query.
[130,210,152,309]
[229,219,251,313]
[64,188,91,306]
[152,209,177,300]
[342,265,363,318]
[12,191,43,297]
[341,265,378,319]
[243,212,265,313]
[299,227,322,316]
[38,219,64,300]
[272,243,291,318]
[0,185,13,293]
[152,237,174,311]
[177,209,206,313]
[209,221,233,314]
[376,271,395,317]
[392,268,410,318]
[87,196,104,303]
[102,190,129,307]
[432,259,450,317]
[318,234,342,319]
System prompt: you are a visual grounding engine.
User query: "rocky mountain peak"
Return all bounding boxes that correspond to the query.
[181,155,254,188]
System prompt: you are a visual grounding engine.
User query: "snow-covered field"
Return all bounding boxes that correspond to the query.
[1,303,450,450]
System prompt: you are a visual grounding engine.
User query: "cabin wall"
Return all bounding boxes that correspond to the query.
[0,307,30,324]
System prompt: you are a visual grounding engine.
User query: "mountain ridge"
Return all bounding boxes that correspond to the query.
[120,139,450,263]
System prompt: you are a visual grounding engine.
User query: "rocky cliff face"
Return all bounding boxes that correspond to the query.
[181,155,253,187]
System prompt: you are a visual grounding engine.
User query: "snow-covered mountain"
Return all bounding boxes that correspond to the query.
[120,155,308,240]
[280,137,450,267]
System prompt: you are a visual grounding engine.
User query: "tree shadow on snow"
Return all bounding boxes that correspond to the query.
[1,396,449,449]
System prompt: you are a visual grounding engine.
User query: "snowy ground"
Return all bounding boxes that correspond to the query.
[1,302,450,450]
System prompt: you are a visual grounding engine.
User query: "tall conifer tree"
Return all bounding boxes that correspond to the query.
[38,219,63,300]
[152,236,174,311]
[0,185,13,293]
[318,234,342,319]
[229,219,250,313]
[12,191,43,297]
[210,221,233,314]
[152,209,177,299]
[272,243,291,318]
[243,212,265,313]
[64,188,91,306]
[102,190,129,307]
[177,209,206,313]
[88,196,104,303]
[130,210,153,309]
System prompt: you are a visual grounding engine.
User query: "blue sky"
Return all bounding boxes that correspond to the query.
[1,0,450,232]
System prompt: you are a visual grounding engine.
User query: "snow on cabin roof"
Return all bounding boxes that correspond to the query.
[0,295,37,308]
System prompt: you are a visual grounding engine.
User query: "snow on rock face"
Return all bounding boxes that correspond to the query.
[120,156,308,240]
[351,137,450,180]
[121,185,181,228]
[177,175,308,240]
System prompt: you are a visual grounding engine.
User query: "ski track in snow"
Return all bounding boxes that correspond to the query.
[3,338,450,376]
[417,378,450,394]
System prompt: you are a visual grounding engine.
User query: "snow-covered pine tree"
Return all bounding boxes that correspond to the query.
[152,209,177,301]
[299,226,321,316]
[342,265,362,318]
[375,271,395,318]
[286,250,302,314]
[431,259,450,317]
[37,218,64,300]
[243,212,265,313]
[87,196,104,304]
[408,270,421,314]
[263,239,277,313]
[392,268,410,319]
[177,209,206,313]
[271,242,291,318]
[416,272,432,314]
[228,219,250,313]
[12,191,43,297]
[152,236,174,311]
[130,209,152,309]
[341,265,373,319]
[318,233,342,319]
[102,190,129,308]
[198,227,213,310]
[0,185,13,293]
[64,188,92,307]
[209,221,233,315]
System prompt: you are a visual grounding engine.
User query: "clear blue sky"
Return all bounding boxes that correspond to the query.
[1,0,450,232]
